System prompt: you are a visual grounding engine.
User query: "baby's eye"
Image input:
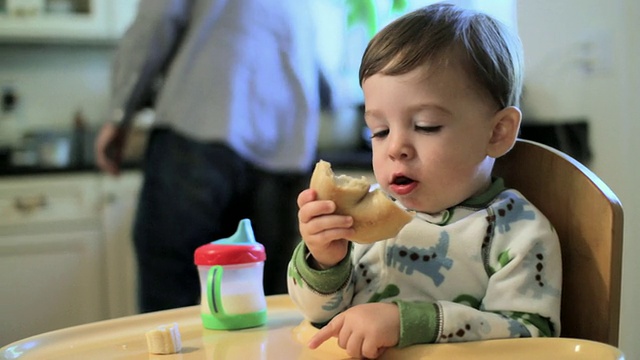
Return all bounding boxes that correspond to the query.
[370,129,389,139]
[415,125,442,133]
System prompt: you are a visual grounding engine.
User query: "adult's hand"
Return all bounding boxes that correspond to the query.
[95,122,126,176]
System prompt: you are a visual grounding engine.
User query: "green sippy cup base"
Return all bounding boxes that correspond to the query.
[201,309,267,330]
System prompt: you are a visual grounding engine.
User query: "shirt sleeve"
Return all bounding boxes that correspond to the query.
[109,0,191,124]
[286,242,354,325]
[393,300,440,347]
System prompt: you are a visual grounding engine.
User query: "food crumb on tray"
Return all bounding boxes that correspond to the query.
[145,322,182,354]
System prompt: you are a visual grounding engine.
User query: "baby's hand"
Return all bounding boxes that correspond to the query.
[308,302,400,359]
[297,189,355,268]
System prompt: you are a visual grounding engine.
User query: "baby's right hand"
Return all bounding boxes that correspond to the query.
[297,188,355,269]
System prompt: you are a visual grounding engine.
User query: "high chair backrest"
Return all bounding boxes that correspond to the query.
[493,139,623,346]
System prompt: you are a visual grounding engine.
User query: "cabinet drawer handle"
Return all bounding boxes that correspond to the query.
[14,195,48,213]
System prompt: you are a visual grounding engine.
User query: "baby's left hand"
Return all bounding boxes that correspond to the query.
[308,302,400,359]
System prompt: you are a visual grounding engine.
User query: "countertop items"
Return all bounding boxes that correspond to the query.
[0,148,374,177]
[0,161,133,176]
[0,295,625,359]
[1,110,153,176]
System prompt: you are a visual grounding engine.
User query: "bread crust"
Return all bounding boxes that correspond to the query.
[309,160,413,244]
[145,323,182,354]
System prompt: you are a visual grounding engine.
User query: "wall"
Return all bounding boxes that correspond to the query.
[0,44,113,132]
[517,1,639,358]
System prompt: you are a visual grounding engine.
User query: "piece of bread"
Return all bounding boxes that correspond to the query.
[309,160,413,244]
[145,322,182,355]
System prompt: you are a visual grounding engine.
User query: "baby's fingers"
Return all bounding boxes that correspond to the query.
[297,188,317,208]
[298,199,337,224]
[308,315,345,350]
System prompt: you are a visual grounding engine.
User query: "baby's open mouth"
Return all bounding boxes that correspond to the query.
[390,175,418,196]
[392,176,415,186]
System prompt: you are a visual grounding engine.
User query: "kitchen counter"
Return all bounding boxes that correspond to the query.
[0,120,588,177]
[0,149,373,177]
[0,162,140,177]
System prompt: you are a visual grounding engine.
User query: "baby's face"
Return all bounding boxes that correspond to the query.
[362,61,500,214]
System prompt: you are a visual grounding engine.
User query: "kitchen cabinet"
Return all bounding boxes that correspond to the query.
[0,173,108,346]
[0,170,143,346]
[0,0,139,44]
[0,230,106,346]
[101,170,141,319]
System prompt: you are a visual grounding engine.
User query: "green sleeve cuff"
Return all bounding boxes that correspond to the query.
[393,300,440,347]
[292,242,352,294]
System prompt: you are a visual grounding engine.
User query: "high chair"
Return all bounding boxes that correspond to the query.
[493,138,624,346]
[0,139,625,359]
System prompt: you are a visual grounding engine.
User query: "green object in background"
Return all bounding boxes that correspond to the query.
[346,0,378,37]
[392,0,409,13]
[345,0,409,38]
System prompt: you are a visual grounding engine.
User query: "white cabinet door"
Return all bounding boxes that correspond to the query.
[0,173,107,346]
[0,171,143,345]
[101,171,142,318]
[0,229,107,346]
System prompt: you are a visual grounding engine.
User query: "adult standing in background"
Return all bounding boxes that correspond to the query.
[95,0,320,312]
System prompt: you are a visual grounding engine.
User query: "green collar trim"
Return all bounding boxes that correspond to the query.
[460,177,506,208]
[406,178,506,225]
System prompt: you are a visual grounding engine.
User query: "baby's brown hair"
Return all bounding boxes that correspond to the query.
[359,3,523,109]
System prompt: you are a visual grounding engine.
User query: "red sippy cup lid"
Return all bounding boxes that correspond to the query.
[194,219,266,266]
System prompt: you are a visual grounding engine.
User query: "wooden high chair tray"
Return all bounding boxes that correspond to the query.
[1,295,624,359]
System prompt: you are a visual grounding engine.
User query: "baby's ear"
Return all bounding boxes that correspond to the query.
[487,106,521,158]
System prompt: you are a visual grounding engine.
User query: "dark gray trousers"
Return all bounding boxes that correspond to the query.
[133,128,307,313]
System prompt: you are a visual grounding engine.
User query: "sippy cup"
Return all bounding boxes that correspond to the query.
[194,218,267,330]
